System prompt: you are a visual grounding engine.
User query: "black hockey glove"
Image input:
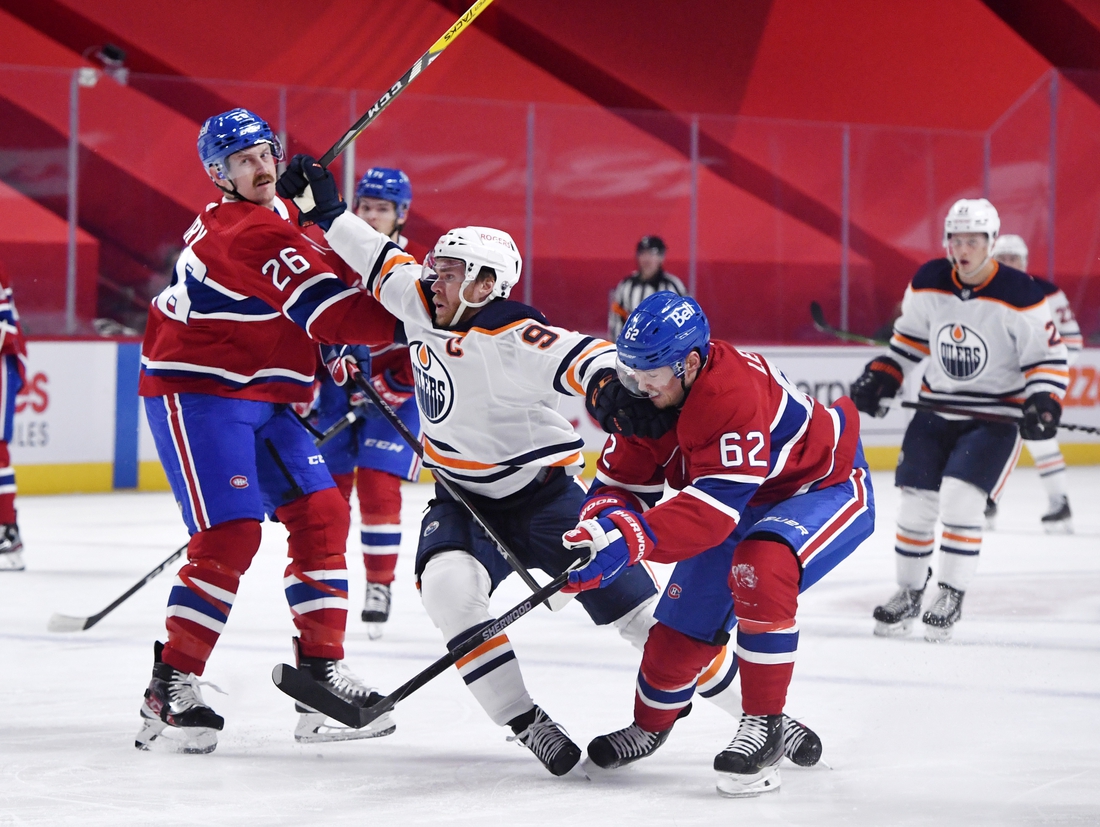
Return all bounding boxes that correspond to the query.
[1020,392,1061,440]
[276,154,346,230]
[849,357,904,417]
[586,368,679,439]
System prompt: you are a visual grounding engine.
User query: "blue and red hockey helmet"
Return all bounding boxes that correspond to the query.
[616,291,710,383]
[197,108,283,179]
[355,167,412,219]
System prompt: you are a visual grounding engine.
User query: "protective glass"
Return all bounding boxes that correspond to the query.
[615,356,676,398]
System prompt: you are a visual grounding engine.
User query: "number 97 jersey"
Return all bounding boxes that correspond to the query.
[593,341,863,564]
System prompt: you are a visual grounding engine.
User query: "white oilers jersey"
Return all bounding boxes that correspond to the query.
[325,212,616,497]
[1032,277,1083,360]
[888,259,1069,417]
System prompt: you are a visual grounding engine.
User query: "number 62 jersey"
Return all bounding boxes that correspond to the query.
[325,212,617,499]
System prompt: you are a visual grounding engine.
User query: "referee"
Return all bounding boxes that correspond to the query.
[608,235,687,340]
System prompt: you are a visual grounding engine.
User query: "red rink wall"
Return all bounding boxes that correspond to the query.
[0,0,1097,342]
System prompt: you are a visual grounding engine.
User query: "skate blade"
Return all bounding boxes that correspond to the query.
[0,551,25,571]
[715,765,781,798]
[923,624,953,643]
[294,712,396,743]
[136,720,218,754]
[365,622,385,640]
[873,618,914,638]
[1042,519,1073,535]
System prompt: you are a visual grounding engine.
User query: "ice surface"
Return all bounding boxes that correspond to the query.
[2,468,1098,825]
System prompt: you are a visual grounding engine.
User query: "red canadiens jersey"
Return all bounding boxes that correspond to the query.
[593,342,861,563]
[0,260,28,374]
[140,197,397,403]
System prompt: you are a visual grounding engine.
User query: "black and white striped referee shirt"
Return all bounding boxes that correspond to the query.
[608,270,688,340]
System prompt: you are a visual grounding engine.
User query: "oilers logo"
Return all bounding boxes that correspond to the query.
[936,323,987,380]
[411,342,454,423]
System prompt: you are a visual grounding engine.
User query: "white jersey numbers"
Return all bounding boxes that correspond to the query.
[262,248,310,290]
[720,431,767,468]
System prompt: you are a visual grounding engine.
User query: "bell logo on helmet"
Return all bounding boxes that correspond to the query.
[668,304,696,327]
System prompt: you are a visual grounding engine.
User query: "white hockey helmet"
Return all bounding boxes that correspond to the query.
[427,226,522,325]
[943,198,999,273]
[991,233,1028,270]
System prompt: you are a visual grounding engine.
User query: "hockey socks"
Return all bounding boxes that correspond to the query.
[634,623,721,732]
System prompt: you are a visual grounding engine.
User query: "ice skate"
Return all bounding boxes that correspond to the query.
[0,524,24,571]
[923,583,964,642]
[873,567,931,637]
[714,713,783,797]
[1041,497,1073,534]
[135,641,224,754]
[586,723,671,771]
[507,705,582,777]
[782,715,822,767]
[293,639,395,742]
[984,497,997,530]
[361,582,391,640]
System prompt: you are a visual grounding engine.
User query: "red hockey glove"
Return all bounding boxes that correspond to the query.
[561,510,655,593]
[578,488,645,522]
[322,344,371,387]
[369,369,414,409]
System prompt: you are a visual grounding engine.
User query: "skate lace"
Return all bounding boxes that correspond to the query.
[169,674,226,712]
[781,716,807,755]
[364,583,391,612]
[603,724,658,759]
[882,587,919,613]
[507,711,573,763]
[322,661,374,705]
[723,714,769,756]
[929,587,961,617]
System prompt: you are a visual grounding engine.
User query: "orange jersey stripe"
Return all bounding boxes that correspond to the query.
[565,342,613,395]
[455,634,509,669]
[423,440,498,471]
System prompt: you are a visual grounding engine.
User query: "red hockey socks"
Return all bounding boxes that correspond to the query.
[634,622,722,732]
[357,468,401,586]
[0,441,16,524]
[162,518,262,676]
[277,488,352,661]
[729,538,801,715]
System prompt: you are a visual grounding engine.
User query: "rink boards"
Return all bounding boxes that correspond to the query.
[10,339,1100,494]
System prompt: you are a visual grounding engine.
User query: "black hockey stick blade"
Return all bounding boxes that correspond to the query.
[318,0,494,167]
[47,542,187,632]
[272,572,570,727]
[809,301,887,346]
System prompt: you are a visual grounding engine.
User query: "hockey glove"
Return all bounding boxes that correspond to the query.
[561,510,656,593]
[322,344,372,387]
[586,368,679,439]
[369,369,414,409]
[578,488,645,522]
[1020,392,1061,440]
[850,357,904,417]
[276,154,346,230]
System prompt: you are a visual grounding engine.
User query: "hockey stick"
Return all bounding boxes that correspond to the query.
[315,407,361,448]
[318,0,494,168]
[348,372,574,612]
[47,542,188,632]
[809,301,888,347]
[272,571,569,728]
[893,399,1100,435]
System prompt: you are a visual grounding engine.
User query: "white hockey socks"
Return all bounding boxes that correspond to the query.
[894,487,939,589]
[937,477,985,592]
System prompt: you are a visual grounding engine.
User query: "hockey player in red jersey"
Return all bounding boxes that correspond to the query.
[564,292,874,797]
[0,259,27,571]
[314,167,421,638]
[135,109,399,754]
[853,200,1068,642]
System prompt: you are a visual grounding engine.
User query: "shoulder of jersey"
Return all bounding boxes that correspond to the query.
[910,258,954,290]
[1029,274,1060,297]
[458,299,549,333]
[684,343,754,426]
[981,264,1046,308]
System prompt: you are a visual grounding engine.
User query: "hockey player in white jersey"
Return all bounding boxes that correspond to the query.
[851,199,1068,641]
[276,154,822,776]
[984,234,1080,532]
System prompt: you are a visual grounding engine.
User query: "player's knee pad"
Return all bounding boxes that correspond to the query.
[188,517,263,576]
[357,468,402,522]
[729,538,800,624]
[897,486,939,535]
[419,550,493,640]
[331,472,355,504]
[939,477,986,529]
[277,487,351,565]
[613,593,659,652]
